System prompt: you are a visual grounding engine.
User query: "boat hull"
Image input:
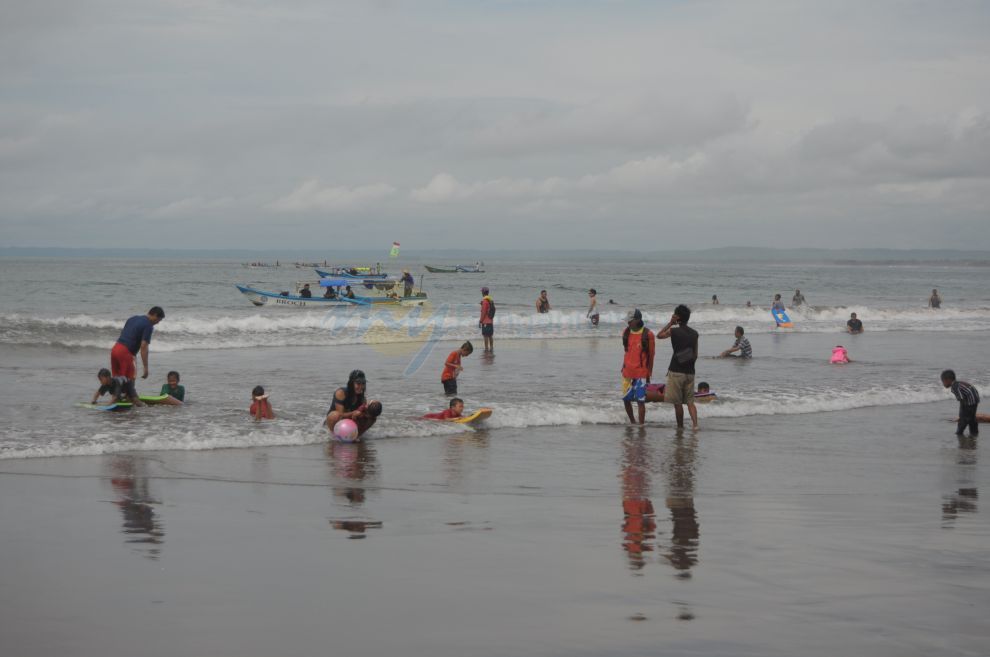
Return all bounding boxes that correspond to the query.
[425,265,485,273]
[236,285,426,307]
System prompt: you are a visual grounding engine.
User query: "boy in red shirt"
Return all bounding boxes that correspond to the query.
[621,309,655,425]
[423,397,464,421]
[442,341,473,395]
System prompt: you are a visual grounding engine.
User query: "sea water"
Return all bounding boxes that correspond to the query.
[0,256,988,458]
[2,255,989,656]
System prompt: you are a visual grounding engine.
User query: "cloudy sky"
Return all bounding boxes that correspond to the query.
[2,0,989,250]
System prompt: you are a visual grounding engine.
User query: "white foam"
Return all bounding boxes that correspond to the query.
[4,304,990,352]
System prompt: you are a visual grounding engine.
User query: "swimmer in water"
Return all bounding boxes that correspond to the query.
[830,346,851,364]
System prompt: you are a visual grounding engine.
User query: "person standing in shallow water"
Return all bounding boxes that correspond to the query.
[929,289,942,309]
[479,287,495,353]
[621,309,655,425]
[657,304,700,430]
[111,306,164,381]
[792,289,806,307]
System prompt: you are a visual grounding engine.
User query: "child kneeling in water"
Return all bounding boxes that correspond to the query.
[92,368,143,406]
[250,386,275,421]
[158,370,185,405]
[423,398,464,420]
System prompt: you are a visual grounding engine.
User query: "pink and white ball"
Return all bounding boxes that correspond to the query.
[332,418,360,442]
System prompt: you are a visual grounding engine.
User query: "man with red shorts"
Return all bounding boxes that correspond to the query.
[111,307,165,380]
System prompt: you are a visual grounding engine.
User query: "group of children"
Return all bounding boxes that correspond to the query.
[93,370,185,407]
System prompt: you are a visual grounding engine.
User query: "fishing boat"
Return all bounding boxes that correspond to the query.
[242,262,281,269]
[424,263,485,273]
[236,277,427,308]
[315,266,389,279]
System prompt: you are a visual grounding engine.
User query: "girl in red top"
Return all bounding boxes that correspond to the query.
[250,385,275,421]
[442,341,473,395]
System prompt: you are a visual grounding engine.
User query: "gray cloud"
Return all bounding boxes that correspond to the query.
[1,0,989,249]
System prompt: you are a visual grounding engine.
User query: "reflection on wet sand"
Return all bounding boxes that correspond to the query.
[942,436,978,527]
[443,431,490,488]
[106,455,164,560]
[662,432,699,577]
[620,427,656,572]
[327,441,381,538]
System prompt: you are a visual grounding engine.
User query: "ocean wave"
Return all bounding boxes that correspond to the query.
[2,306,990,353]
[0,384,956,460]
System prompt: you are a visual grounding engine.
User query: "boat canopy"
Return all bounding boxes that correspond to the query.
[318,278,357,287]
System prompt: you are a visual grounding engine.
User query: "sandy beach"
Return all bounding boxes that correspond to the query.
[2,400,987,657]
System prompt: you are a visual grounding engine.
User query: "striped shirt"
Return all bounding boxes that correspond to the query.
[950,381,980,406]
[735,336,752,358]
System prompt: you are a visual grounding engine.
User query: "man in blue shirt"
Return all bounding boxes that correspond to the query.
[111,307,165,380]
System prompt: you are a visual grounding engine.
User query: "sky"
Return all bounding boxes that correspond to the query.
[1,0,989,250]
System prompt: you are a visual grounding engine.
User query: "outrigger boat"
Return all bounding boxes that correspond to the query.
[236,277,427,308]
[315,266,389,279]
[424,263,485,273]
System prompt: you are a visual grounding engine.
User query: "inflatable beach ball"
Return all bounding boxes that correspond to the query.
[333,418,360,442]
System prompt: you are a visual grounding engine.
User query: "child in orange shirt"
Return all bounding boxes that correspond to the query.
[442,341,473,395]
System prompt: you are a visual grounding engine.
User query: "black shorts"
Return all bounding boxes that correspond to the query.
[481,324,494,337]
[443,379,458,395]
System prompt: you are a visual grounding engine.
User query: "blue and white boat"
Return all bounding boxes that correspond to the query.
[315,267,390,279]
[236,277,427,308]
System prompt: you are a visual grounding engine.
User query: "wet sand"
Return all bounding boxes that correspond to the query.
[1,403,987,657]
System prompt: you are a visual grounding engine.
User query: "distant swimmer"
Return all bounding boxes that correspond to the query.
[792,289,806,307]
[250,385,275,420]
[846,313,864,334]
[111,306,164,381]
[657,304,700,430]
[720,326,752,358]
[479,287,495,353]
[621,309,656,425]
[746,301,752,308]
[587,289,600,326]
[325,370,382,438]
[711,295,719,305]
[608,299,617,305]
[929,289,942,309]
[830,346,851,364]
[941,370,979,438]
[536,290,551,314]
[423,397,464,421]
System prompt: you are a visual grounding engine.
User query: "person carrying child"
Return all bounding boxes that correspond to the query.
[442,342,473,395]
[325,370,382,437]
[423,398,464,420]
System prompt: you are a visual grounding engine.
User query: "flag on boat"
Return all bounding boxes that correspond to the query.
[389,241,400,258]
